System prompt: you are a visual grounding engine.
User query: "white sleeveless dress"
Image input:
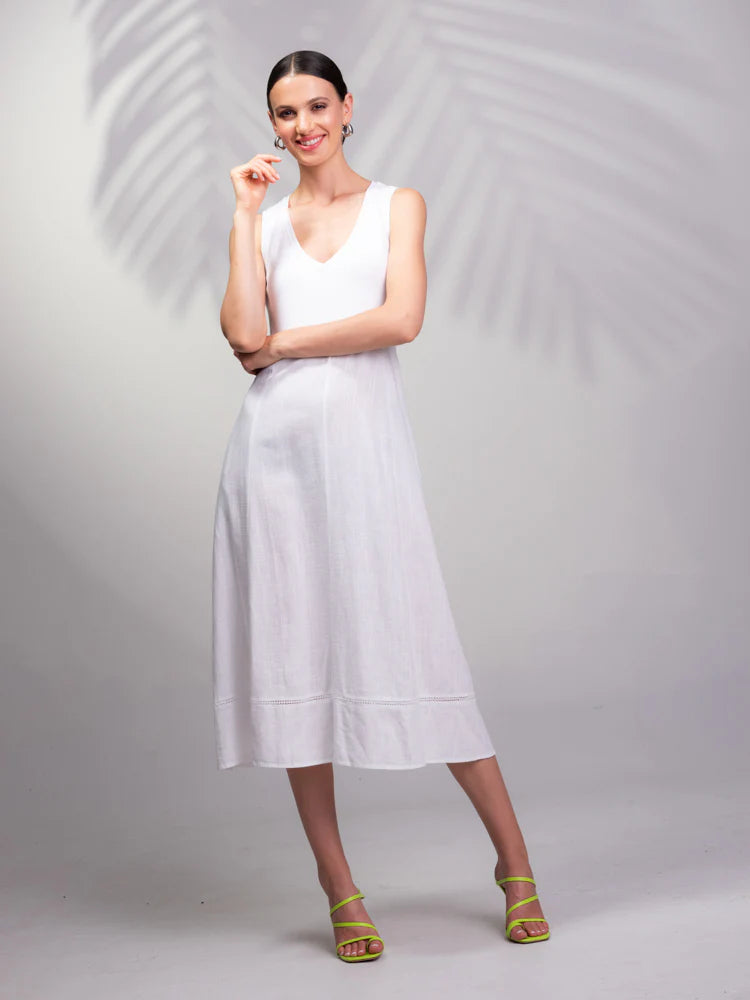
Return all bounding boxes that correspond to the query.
[212,179,496,769]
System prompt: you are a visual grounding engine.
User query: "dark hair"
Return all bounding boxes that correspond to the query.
[266,50,351,142]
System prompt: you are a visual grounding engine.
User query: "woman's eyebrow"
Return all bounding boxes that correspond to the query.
[273,96,329,111]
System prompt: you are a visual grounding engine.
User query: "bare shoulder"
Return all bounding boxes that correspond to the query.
[389,188,427,240]
[391,186,426,214]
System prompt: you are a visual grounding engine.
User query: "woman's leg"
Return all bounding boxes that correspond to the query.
[286,763,384,957]
[446,755,549,940]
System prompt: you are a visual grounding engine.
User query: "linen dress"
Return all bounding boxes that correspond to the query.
[211,178,496,769]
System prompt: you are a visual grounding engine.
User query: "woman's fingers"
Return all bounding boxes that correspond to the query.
[247,153,281,180]
[229,153,281,204]
[255,153,281,181]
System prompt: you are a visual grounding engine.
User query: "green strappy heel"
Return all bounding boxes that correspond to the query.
[495,876,550,943]
[329,890,385,962]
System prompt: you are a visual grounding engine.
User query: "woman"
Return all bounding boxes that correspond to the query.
[212,49,549,962]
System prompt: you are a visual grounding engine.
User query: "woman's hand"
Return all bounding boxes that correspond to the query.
[233,335,282,375]
[230,153,282,212]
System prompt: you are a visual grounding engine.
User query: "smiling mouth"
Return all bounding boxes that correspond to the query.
[296,134,325,149]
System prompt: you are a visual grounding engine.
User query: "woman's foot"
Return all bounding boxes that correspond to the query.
[494,860,549,941]
[324,881,384,958]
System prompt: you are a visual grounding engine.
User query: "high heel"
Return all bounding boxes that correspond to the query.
[495,875,550,943]
[329,890,385,962]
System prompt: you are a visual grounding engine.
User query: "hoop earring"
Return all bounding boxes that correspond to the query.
[342,122,354,138]
[274,135,286,150]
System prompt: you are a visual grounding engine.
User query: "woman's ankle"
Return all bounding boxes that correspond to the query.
[495,852,532,876]
[318,867,358,902]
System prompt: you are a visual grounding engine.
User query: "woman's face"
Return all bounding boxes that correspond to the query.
[268,74,352,161]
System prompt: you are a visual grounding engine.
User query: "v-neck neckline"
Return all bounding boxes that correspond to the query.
[285,180,375,266]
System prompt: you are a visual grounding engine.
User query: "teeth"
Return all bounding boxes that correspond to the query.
[299,136,322,146]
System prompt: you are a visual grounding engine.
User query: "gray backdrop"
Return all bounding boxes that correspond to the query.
[2,1,748,997]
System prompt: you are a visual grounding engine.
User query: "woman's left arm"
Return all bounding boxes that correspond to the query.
[237,188,427,370]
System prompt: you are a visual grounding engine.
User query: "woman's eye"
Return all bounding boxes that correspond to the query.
[280,104,326,116]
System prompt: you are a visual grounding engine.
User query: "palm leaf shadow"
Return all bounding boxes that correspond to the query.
[76,0,741,375]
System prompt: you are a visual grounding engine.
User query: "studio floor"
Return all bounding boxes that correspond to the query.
[3,773,747,999]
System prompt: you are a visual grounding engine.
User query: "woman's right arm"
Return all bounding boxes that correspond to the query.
[219,153,281,354]
[220,208,267,353]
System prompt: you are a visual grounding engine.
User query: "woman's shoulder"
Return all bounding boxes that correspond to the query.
[380,184,427,221]
[377,181,425,206]
[392,185,424,201]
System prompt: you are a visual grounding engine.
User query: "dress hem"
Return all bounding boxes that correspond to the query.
[216,751,497,771]
[213,689,497,773]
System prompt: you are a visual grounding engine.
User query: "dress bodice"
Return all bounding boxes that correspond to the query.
[260,179,397,333]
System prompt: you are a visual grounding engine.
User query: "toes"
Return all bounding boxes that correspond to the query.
[338,939,383,957]
[512,920,547,939]
[528,920,548,936]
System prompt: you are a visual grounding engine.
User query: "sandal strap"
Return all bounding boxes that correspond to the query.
[330,892,384,955]
[505,893,540,915]
[496,875,548,940]
[329,891,365,915]
[496,876,536,887]
[336,933,384,948]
